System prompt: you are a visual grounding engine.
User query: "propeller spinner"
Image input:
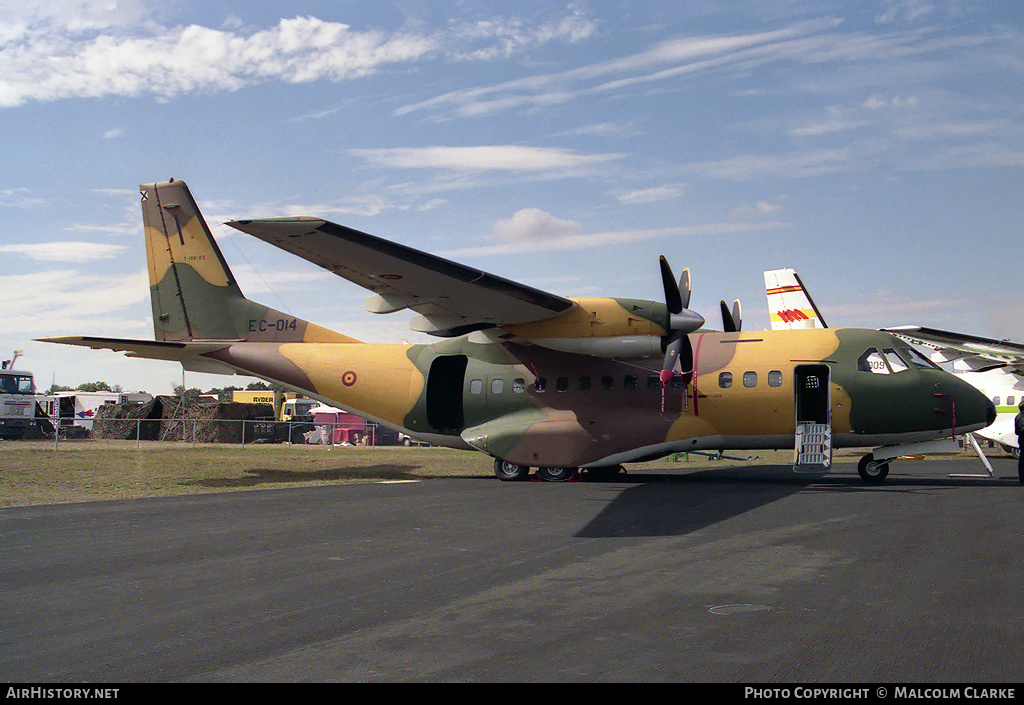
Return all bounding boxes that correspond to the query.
[658,256,704,387]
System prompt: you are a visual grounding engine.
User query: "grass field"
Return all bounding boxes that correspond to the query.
[0,439,983,508]
[0,440,817,508]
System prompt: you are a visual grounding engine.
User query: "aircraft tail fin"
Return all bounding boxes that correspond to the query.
[141,179,358,344]
[764,268,827,330]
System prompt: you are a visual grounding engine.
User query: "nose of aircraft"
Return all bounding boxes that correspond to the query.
[943,374,996,433]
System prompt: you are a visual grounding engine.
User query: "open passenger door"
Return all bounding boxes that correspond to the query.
[794,364,831,473]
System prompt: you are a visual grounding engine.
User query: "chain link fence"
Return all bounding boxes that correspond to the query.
[43,416,407,449]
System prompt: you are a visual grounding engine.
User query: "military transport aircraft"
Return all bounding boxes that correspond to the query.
[41,180,994,484]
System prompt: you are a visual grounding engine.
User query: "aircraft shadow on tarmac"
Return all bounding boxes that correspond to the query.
[180,464,421,489]
[574,462,1020,539]
[575,465,811,539]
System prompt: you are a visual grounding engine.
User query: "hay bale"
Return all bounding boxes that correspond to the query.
[93,397,275,443]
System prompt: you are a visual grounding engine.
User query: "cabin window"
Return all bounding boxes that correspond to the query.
[647,375,659,390]
[470,379,483,394]
[671,374,685,389]
[624,375,638,390]
[768,370,783,387]
[601,375,615,391]
[743,371,757,388]
[513,378,526,393]
[719,372,732,388]
[1009,396,1016,406]
[857,348,890,374]
[993,396,1001,406]
[882,348,909,373]
[491,379,504,395]
[579,376,591,392]
[899,347,940,370]
[556,376,569,392]
[534,377,547,392]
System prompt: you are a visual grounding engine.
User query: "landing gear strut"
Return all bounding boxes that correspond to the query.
[858,454,890,484]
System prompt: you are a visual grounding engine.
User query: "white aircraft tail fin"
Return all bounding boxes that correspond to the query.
[764,268,827,330]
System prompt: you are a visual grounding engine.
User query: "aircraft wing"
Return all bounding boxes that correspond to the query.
[226,217,575,337]
[883,326,1024,374]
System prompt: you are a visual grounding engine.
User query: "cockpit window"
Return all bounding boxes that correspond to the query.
[882,348,909,373]
[857,348,890,374]
[899,347,940,370]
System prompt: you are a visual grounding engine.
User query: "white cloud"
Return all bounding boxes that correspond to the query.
[862,95,919,110]
[493,208,580,241]
[684,149,855,180]
[728,201,782,219]
[443,221,788,258]
[348,145,624,173]
[0,187,47,208]
[2,267,149,336]
[612,185,682,205]
[0,242,125,262]
[0,11,599,108]
[875,0,937,25]
[396,19,844,118]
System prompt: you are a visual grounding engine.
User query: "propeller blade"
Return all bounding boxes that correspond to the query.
[679,267,691,310]
[660,256,682,314]
[720,300,736,332]
[731,299,741,332]
[660,331,695,386]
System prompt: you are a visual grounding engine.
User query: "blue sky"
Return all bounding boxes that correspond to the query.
[2,0,1022,394]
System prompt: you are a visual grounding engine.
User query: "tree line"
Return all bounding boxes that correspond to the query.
[43,380,286,402]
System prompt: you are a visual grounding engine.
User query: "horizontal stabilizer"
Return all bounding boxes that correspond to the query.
[38,336,238,375]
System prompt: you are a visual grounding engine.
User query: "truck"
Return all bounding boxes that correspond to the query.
[231,390,317,443]
[0,350,38,439]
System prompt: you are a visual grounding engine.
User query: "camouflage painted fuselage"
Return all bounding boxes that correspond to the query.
[195,327,992,468]
[45,179,995,471]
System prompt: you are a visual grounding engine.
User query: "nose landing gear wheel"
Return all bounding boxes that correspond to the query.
[858,454,890,484]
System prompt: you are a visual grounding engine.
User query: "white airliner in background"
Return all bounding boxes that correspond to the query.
[764,268,1022,458]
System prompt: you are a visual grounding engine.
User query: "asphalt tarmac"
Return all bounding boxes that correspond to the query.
[2,456,1023,683]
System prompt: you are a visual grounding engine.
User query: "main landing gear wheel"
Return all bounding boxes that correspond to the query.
[536,466,575,482]
[1000,443,1021,460]
[858,454,890,484]
[494,459,530,481]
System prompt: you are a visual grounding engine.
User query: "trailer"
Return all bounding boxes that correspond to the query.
[38,391,153,437]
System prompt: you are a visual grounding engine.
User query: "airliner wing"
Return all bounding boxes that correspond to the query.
[883,326,1024,374]
[227,217,575,337]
